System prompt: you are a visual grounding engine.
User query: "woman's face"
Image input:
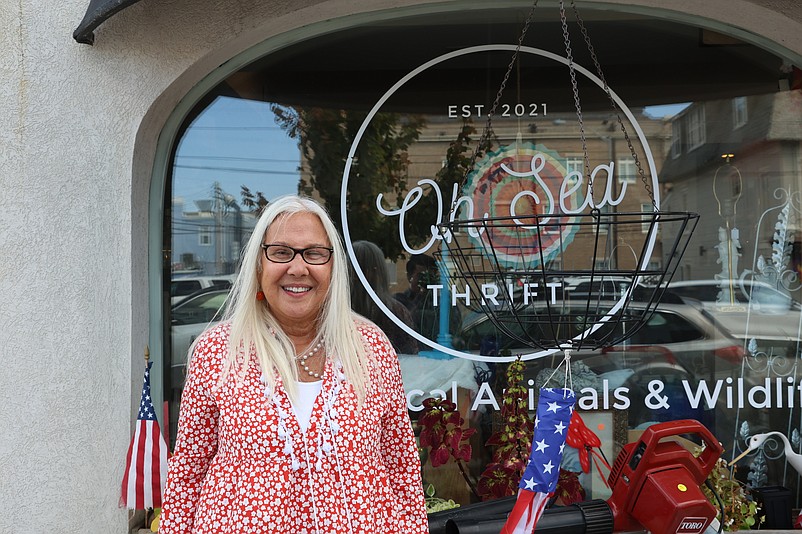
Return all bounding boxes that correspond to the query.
[259,212,333,334]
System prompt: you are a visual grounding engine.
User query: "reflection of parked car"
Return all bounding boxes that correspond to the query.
[170,274,234,304]
[669,281,802,449]
[459,299,746,426]
[166,286,229,450]
[461,300,743,365]
[668,279,800,313]
[669,279,802,354]
[542,275,665,306]
[170,287,229,387]
[563,277,632,302]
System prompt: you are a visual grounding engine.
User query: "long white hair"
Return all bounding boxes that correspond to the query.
[218,195,370,403]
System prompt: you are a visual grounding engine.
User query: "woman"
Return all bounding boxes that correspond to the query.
[160,196,427,533]
[350,240,419,355]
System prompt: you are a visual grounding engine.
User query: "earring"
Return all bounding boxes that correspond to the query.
[256,291,265,301]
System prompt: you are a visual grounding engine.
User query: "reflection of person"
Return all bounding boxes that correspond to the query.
[350,240,419,355]
[160,196,427,533]
[394,253,438,311]
[395,253,462,350]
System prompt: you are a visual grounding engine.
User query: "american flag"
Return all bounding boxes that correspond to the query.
[120,361,169,509]
[500,388,576,534]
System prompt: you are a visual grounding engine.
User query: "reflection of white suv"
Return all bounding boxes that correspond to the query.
[564,277,632,301]
[668,279,799,313]
[170,275,234,304]
[669,279,802,356]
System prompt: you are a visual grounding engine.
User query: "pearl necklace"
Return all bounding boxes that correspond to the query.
[295,340,324,379]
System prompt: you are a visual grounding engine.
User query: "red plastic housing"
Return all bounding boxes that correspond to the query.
[606,420,723,534]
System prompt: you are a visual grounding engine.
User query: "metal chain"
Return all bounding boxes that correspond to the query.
[559,0,594,204]
[447,0,540,222]
[448,0,657,222]
[570,0,656,208]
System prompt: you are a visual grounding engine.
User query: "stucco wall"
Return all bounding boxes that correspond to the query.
[0,0,801,532]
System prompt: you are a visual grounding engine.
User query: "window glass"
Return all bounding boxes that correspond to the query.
[686,104,706,151]
[171,291,228,326]
[671,119,682,159]
[565,156,583,183]
[171,280,201,298]
[617,157,636,183]
[733,96,748,128]
[630,311,705,344]
[163,6,801,517]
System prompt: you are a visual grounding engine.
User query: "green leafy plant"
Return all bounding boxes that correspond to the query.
[424,483,461,513]
[702,457,762,531]
[476,358,534,499]
[554,469,586,505]
[420,356,587,506]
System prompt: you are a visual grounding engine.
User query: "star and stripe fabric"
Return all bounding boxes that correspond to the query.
[121,360,170,509]
[500,387,576,534]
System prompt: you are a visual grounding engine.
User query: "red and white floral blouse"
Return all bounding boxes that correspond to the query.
[159,321,428,533]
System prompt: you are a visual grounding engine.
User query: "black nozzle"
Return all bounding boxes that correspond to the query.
[573,499,615,534]
[428,497,516,534]
[441,499,614,534]
[445,516,506,534]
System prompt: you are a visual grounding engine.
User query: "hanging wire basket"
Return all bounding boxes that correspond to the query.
[430,0,698,355]
[438,209,698,352]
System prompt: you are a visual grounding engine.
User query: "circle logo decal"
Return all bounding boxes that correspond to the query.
[341,45,659,362]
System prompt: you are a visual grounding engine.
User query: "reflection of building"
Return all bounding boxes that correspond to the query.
[660,91,802,289]
[660,92,802,481]
[171,197,258,275]
[326,110,674,359]
[388,110,670,292]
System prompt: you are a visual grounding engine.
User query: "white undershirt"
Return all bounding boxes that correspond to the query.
[291,380,323,432]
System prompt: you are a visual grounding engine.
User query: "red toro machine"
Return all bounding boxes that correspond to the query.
[607,419,723,534]
[429,420,725,534]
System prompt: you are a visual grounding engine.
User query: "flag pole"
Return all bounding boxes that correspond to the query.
[121,344,169,514]
[143,346,151,529]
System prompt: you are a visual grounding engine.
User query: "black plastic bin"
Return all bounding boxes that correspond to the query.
[753,485,793,529]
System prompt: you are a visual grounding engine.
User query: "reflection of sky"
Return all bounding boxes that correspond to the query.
[173,96,301,210]
[643,102,691,119]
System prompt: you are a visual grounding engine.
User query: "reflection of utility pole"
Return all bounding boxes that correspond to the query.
[228,195,241,273]
[212,181,241,274]
[213,182,224,274]
[435,243,453,348]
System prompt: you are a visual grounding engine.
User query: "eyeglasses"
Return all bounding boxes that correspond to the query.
[261,244,334,265]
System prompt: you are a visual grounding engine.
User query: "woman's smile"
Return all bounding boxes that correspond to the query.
[259,212,332,333]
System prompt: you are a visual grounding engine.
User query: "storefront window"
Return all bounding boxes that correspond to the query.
[686,104,707,151]
[163,5,802,521]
